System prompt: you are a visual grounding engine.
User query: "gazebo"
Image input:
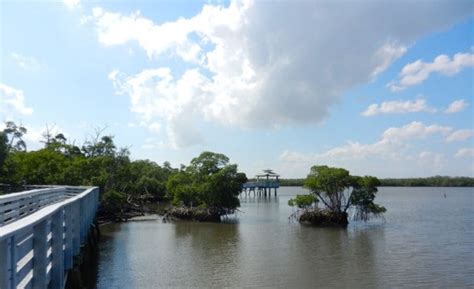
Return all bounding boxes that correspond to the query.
[242,169,280,197]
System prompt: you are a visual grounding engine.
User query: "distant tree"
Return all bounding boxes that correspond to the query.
[290,165,386,226]
[3,121,27,152]
[166,151,247,221]
[0,131,7,171]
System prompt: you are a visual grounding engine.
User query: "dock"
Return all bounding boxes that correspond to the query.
[241,170,280,197]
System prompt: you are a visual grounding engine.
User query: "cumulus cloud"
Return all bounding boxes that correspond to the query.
[0,83,34,117]
[361,98,435,116]
[446,129,474,142]
[371,43,408,78]
[444,99,469,113]
[110,68,207,148]
[279,121,471,176]
[382,121,452,141]
[281,121,453,161]
[389,51,474,91]
[90,0,472,146]
[455,148,474,158]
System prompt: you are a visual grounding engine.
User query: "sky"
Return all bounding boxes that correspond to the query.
[0,0,473,178]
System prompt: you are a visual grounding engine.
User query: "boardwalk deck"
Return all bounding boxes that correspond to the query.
[242,180,280,197]
[0,186,99,289]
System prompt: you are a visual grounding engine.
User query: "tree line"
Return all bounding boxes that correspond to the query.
[0,121,247,221]
[0,122,173,216]
[281,176,474,187]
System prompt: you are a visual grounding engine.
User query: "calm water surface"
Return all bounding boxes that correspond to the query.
[92,187,474,288]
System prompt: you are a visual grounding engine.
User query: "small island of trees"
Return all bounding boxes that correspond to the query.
[165,152,247,221]
[288,165,386,227]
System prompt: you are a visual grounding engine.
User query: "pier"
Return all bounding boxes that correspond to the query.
[241,170,280,197]
[0,186,99,289]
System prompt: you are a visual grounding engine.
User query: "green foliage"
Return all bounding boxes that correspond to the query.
[301,165,385,223]
[288,194,318,209]
[305,166,352,195]
[304,165,352,212]
[0,132,7,173]
[167,151,247,214]
[189,151,229,175]
[102,190,127,210]
[3,121,27,152]
[351,176,386,221]
[0,121,174,208]
[5,149,68,185]
[281,176,474,187]
[279,178,305,186]
[380,176,474,187]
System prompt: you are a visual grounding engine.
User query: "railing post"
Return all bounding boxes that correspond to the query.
[32,220,47,289]
[72,201,80,256]
[0,237,12,289]
[50,210,64,289]
[64,205,73,270]
[79,198,84,243]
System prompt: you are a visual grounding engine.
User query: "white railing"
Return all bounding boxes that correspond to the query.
[0,186,99,289]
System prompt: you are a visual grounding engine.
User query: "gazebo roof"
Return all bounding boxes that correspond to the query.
[256,169,279,177]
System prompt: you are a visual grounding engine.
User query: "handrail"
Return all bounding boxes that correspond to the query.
[0,187,68,226]
[0,186,99,289]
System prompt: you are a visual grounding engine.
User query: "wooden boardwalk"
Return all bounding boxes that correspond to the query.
[0,186,99,289]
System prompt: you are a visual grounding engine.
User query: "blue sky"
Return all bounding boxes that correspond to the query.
[1,0,473,178]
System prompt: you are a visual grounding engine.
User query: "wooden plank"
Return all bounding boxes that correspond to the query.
[50,211,64,289]
[16,255,33,286]
[0,237,12,289]
[32,220,47,289]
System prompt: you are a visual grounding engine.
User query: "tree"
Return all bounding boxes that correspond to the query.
[290,165,386,226]
[3,121,27,152]
[288,194,318,209]
[166,151,247,221]
[0,131,7,172]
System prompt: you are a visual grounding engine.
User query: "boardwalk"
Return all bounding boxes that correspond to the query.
[0,186,99,289]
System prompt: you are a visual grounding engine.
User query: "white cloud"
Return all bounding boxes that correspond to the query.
[361,98,435,116]
[110,68,207,148]
[382,121,452,141]
[389,51,474,91]
[455,148,474,158]
[0,83,34,117]
[63,0,80,9]
[90,1,472,146]
[11,53,41,71]
[279,121,472,177]
[446,129,474,142]
[371,43,408,78]
[444,99,469,114]
[281,121,452,161]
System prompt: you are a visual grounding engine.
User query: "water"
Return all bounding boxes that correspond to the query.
[91,187,474,288]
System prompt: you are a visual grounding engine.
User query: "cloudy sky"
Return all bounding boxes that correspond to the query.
[1,0,473,178]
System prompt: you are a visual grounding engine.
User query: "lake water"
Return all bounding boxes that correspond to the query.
[90,187,474,289]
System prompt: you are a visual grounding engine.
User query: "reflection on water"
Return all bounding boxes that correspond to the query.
[92,187,474,289]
